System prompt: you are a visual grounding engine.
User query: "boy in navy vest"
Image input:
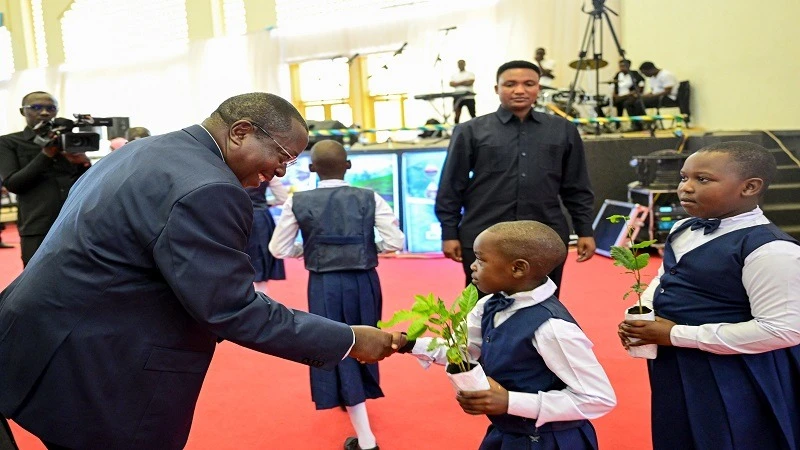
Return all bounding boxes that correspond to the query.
[619,141,800,450]
[269,140,404,450]
[399,220,616,449]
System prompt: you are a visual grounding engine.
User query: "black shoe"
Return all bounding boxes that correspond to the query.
[0,242,13,248]
[344,437,379,450]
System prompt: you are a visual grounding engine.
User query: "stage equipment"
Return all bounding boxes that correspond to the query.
[630,149,689,188]
[566,0,626,135]
[306,120,348,150]
[569,59,608,70]
[652,203,689,242]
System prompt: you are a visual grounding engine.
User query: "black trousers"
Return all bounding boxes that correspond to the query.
[20,234,46,267]
[624,96,679,125]
[460,246,565,299]
[0,417,18,450]
[453,98,476,124]
[595,96,630,121]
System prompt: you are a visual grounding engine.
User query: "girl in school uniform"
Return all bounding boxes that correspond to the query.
[620,141,800,450]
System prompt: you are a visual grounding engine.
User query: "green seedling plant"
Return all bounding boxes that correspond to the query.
[378,284,479,374]
[607,215,657,314]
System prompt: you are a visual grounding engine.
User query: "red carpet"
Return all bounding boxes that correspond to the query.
[1,223,656,449]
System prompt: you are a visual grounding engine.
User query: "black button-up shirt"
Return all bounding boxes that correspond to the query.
[0,127,90,236]
[435,106,594,246]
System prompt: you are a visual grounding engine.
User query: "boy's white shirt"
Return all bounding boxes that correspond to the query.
[639,206,800,354]
[268,179,405,258]
[411,278,616,427]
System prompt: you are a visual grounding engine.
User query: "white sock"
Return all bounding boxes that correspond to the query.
[346,402,376,449]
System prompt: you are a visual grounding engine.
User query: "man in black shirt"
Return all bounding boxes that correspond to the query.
[435,60,596,296]
[0,91,91,266]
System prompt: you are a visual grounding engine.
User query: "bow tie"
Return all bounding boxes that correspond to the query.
[688,217,721,235]
[481,293,515,332]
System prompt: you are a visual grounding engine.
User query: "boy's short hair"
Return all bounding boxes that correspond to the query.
[485,221,566,278]
[496,60,542,82]
[696,141,777,189]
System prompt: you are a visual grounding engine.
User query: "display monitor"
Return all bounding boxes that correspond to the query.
[345,152,400,218]
[401,149,447,253]
[592,200,640,257]
[268,153,315,224]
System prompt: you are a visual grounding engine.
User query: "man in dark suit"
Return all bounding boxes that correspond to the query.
[0,93,401,449]
[0,91,91,266]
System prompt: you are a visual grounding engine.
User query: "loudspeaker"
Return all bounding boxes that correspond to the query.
[105,117,130,140]
[306,120,347,150]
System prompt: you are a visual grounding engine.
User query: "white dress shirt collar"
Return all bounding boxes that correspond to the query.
[483,277,558,315]
[318,179,350,188]
[199,124,225,163]
[714,206,763,230]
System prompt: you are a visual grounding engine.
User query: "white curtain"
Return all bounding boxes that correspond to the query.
[0,0,622,135]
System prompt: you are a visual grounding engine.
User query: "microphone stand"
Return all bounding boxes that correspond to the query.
[433,27,455,124]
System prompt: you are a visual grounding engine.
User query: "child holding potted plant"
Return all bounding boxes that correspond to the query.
[398,221,616,449]
[618,141,800,450]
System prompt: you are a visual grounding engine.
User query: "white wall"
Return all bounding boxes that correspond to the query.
[620,0,800,130]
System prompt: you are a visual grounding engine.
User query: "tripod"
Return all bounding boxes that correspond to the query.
[566,0,625,134]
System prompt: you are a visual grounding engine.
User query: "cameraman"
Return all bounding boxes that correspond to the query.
[0,91,91,266]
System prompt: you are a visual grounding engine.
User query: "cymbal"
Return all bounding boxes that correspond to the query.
[569,59,608,70]
[539,85,558,90]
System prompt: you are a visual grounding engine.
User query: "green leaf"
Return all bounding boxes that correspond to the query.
[426,339,443,352]
[406,319,428,340]
[610,246,637,270]
[633,253,650,270]
[446,347,463,365]
[377,309,421,329]
[606,214,630,224]
[631,239,658,249]
[411,301,430,315]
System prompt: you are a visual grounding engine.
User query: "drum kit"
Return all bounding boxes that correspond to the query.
[534,58,613,133]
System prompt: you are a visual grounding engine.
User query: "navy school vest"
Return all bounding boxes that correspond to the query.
[292,186,378,273]
[655,222,799,326]
[480,296,587,435]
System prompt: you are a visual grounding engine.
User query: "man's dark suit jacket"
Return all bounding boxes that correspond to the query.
[0,125,353,449]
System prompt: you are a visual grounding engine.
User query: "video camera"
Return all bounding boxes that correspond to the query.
[32,114,115,153]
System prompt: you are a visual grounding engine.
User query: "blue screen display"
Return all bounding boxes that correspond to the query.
[401,149,447,253]
[345,152,400,218]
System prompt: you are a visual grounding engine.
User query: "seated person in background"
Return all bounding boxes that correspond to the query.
[625,61,678,130]
[399,220,616,450]
[595,59,644,126]
[269,140,405,450]
[126,126,151,141]
[534,47,556,87]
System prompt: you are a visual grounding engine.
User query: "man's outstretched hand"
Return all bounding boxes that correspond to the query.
[350,326,407,363]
